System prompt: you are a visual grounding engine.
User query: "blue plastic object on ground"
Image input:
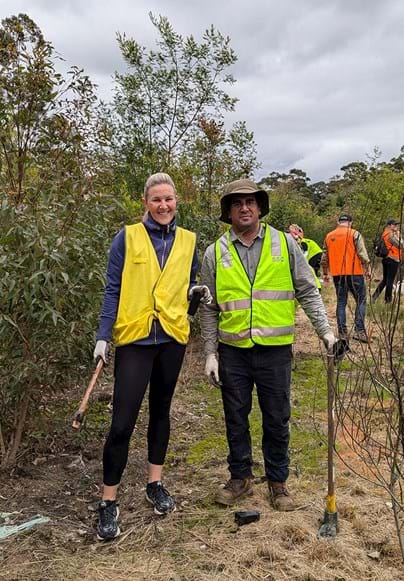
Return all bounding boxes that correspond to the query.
[0,512,50,540]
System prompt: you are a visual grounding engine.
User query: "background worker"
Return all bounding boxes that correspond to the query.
[372,218,403,304]
[322,214,370,343]
[93,172,211,541]
[200,179,336,511]
[301,235,323,278]
[288,224,322,290]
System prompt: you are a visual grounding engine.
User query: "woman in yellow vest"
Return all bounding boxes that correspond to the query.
[92,173,210,540]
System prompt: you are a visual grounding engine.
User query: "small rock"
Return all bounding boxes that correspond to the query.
[77,529,88,536]
[367,551,381,560]
[67,456,85,469]
[33,457,47,466]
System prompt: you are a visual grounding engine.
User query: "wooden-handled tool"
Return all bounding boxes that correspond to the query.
[72,358,104,429]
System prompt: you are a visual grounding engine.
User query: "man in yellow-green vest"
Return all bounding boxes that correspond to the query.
[200,179,335,510]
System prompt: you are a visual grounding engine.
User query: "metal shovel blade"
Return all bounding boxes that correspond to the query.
[318,510,338,539]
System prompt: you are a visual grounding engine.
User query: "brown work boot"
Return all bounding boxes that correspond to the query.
[215,477,253,506]
[352,329,368,343]
[268,481,296,511]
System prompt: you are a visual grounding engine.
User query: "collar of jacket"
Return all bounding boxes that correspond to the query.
[143,212,177,235]
[229,223,265,243]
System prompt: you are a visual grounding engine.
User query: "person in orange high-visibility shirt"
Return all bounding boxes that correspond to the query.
[321,214,370,343]
[372,218,403,303]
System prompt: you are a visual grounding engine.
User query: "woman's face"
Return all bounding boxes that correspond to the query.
[143,183,177,225]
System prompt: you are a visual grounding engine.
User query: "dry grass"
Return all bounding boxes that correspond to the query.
[1,291,403,580]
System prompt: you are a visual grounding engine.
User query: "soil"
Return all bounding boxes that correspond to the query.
[0,287,403,580]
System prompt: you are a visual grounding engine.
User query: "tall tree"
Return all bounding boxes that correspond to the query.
[188,117,259,217]
[114,12,238,190]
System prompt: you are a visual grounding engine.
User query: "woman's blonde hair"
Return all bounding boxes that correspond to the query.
[143,173,176,199]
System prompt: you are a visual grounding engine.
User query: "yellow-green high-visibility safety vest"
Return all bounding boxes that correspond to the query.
[301,237,322,289]
[215,224,295,348]
[302,237,322,262]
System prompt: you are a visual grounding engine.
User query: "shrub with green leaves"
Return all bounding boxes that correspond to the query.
[0,193,114,463]
[0,14,118,467]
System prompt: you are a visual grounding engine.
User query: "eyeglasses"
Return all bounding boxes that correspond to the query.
[230,198,257,209]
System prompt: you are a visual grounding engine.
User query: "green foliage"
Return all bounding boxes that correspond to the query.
[1,193,104,380]
[353,166,404,239]
[176,200,223,263]
[186,118,260,217]
[0,14,118,466]
[259,152,404,244]
[114,13,238,183]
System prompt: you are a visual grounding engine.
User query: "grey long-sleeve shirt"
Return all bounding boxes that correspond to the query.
[200,224,332,356]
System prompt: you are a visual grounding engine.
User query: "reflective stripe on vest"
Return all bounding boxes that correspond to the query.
[215,224,295,348]
[113,223,196,346]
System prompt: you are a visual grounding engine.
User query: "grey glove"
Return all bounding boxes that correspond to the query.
[188,284,213,305]
[93,340,109,364]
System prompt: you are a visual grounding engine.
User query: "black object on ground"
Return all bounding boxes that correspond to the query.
[234,510,260,526]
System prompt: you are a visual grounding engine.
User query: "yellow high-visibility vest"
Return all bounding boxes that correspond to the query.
[215,224,295,348]
[301,237,322,289]
[113,223,196,346]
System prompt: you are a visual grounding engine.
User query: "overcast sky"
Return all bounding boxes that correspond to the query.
[2,0,404,182]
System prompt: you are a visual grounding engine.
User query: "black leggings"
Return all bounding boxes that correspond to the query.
[373,258,399,303]
[103,341,186,486]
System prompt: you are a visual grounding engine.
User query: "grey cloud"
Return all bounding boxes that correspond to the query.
[2,0,404,180]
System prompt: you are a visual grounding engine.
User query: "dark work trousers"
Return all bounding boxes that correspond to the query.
[103,341,186,486]
[218,343,292,483]
[333,275,366,333]
[372,258,399,303]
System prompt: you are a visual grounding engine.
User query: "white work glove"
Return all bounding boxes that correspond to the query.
[188,284,213,305]
[205,353,221,387]
[93,340,109,364]
[322,331,337,354]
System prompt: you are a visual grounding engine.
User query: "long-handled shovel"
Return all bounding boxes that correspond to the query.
[72,358,104,430]
[318,339,349,539]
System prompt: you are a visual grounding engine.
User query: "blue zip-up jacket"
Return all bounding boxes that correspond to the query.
[96,213,198,344]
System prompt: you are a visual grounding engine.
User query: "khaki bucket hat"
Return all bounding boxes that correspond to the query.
[219,178,270,224]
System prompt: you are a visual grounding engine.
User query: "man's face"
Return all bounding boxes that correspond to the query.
[228,194,261,230]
